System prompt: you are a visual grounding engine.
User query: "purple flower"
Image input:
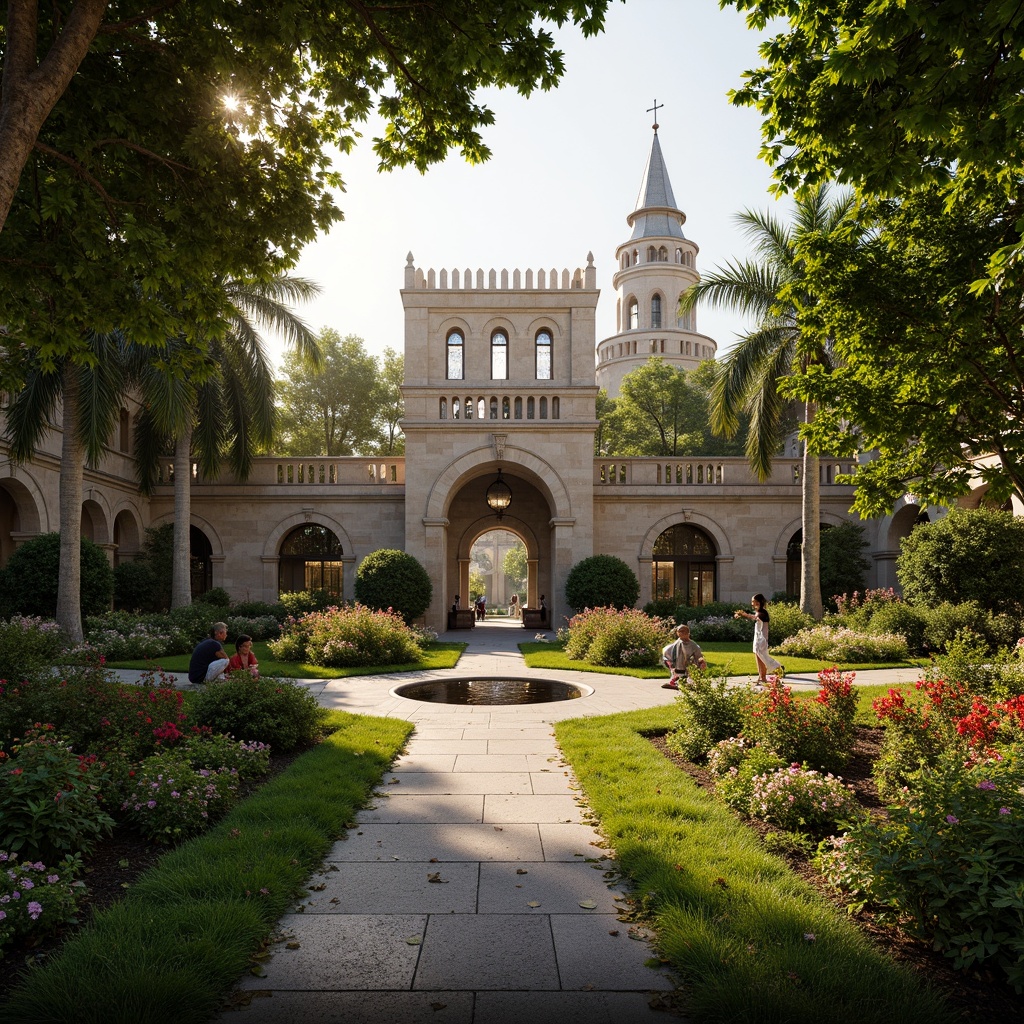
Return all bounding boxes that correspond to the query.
[147,800,157,809]
[946,815,959,824]
[1000,807,1010,815]
[0,909,5,921]
[47,875,59,884]
[977,780,996,790]
[27,901,42,920]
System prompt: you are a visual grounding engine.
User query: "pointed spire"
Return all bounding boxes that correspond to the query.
[629,128,685,241]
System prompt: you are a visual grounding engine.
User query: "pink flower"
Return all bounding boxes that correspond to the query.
[946,815,959,824]
[1000,807,1010,815]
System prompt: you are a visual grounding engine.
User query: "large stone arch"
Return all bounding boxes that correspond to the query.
[455,518,541,562]
[771,512,849,562]
[111,502,145,564]
[0,467,47,536]
[81,490,113,545]
[423,443,572,522]
[150,512,225,557]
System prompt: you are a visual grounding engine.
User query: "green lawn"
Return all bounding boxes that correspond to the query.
[520,639,928,678]
[106,640,466,678]
[554,706,955,1024]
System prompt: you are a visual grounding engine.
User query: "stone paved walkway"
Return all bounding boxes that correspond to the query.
[116,622,925,1024]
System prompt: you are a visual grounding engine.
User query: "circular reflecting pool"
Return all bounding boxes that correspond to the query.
[393,677,589,705]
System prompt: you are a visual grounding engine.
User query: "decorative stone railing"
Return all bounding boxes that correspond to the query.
[156,457,406,487]
[405,252,598,291]
[438,394,561,421]
[594,458,857,487]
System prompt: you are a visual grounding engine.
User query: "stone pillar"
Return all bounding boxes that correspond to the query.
[261,556,279,603]
[458,559,470,607]
[527,558,539,609]
[422,517,449,632]
[638,556,653,608]
[342,555,357,602]
[550,517,577,628]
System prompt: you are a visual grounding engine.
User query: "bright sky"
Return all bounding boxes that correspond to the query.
[284,0,782,369]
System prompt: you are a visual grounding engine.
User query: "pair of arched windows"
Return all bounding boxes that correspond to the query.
[446,329,553,381]
[626,295,664,331]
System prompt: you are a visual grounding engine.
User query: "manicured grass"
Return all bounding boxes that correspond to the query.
[106,639,466,678]
[0,710,412,1024]
[554,706,955,1024]
[520,640,928,678]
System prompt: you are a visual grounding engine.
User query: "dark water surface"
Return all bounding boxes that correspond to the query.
[394,677,585,705]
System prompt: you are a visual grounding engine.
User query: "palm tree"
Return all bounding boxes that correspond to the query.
[680,184,856,619]
[134,275,322,609]
[4,332,132,641]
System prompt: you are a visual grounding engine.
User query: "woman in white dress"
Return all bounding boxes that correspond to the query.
[734,593,783,683]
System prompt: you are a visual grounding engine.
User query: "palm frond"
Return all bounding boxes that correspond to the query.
[4,363,63,463]
[680,259,785,319]
[193,379,226,480]
[133,407,171,495]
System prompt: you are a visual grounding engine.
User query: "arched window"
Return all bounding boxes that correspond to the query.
[647,245,657,262]
[439,398,447,419]
[514,397,523,419]
[675,248,683,263]
[651,294,662,329]
[652,524,717,607]
[491,330,508,379]
[446,329,464,379]
[628,300,639,330]
[478,397,486,419]
[632,248,639,265]
[453,397,461,419]
[552,396,560,419]
[489,396,498,419]
[189,526,214,598]
[278,524,344,598]
[535,330,552,380]
[539,396,548,419]
[658,246,667,261]
[465,397,473,420]
[527,397,535,419]
[502,397,510,420]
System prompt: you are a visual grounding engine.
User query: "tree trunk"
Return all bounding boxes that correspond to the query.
[56,366,85,641]
[0,0,108,232]
[799,399,824,620]
[170,426,193,609]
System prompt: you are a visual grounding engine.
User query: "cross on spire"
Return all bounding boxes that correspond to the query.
[647,99,663,132]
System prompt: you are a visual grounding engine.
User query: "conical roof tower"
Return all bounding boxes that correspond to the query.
[595,125,717,398]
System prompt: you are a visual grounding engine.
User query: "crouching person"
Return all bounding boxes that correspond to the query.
[188,621,231,685]
[660,624,707,690]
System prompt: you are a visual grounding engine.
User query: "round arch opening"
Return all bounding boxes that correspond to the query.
[652,524,717,606]
[278,524,344,599]
[190,526,214,598]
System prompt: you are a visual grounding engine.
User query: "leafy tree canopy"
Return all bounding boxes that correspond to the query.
[503,544,528,593]
[784,183,1024,514]
[565,554,639,611]
[354,548,432,624]
[274,330,383,456]
[596,359,749,457]
[0,1,613,374]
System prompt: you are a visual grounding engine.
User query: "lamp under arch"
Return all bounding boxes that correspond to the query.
[485,468,512,520]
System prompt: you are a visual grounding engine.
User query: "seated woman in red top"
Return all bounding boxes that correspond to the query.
[227,634,259,679]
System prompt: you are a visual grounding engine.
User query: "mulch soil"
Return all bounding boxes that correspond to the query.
[650,727,1023,1024]
[0,745,309,1004]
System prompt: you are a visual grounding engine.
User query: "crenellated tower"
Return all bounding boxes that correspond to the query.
[595,126,718,397]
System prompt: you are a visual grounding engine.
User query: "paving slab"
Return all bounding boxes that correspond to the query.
[391,754,458,772]
[327,823,544,862]
[413,914,559,990]
[297,861,480,914]
[477,861,624,914]
[529,771,577,794]
[356,794,485,824]
[221,990,474,1023]
[551,914,674,991]
[474,991,676,1024]
[538,822,611,861]
[237,914,426,991]
[460,727,556,740]
[483,793,584,824]
[452,753,534,772]
[486,738,564,755]
[375,772,533,795]
[404,739,489,755]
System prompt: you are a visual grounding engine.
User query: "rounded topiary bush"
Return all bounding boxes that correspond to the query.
[355,549,432,624]
[0,532,113,619]
[113,559,158,612]
[565,554,639,611]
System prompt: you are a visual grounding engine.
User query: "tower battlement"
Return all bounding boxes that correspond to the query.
[404,252,598,291]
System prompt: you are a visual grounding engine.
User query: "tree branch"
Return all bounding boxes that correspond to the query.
[90,137,192,178]
[33,139,119,221]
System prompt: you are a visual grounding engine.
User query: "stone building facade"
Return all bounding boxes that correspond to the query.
[0,131,947,632]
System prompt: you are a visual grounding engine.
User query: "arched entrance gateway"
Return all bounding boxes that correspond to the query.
[652,523,718,606]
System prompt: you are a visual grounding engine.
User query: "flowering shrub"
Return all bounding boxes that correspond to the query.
[562,607,670,667]
[619,646,658,668]
[121,751,239,843]
[268,603,422,667]
[189,675,325,752]
[774,624,908,663]
[740,670,858,773]
[715,746,787,812]
[182,730,271,780]
[871,676,975,800]
[0,726,114,862]
[834,587,900,620]
[684,615,751,643]
[706,736,751,778]
[0,616,67,684]
[664,673,748,762]
[224,614,281,642]
[0,850,84,953]
[748,764,861,834]
[818,747,1024,992]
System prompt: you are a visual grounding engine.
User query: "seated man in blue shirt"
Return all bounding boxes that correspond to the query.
[188,621,231,684]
